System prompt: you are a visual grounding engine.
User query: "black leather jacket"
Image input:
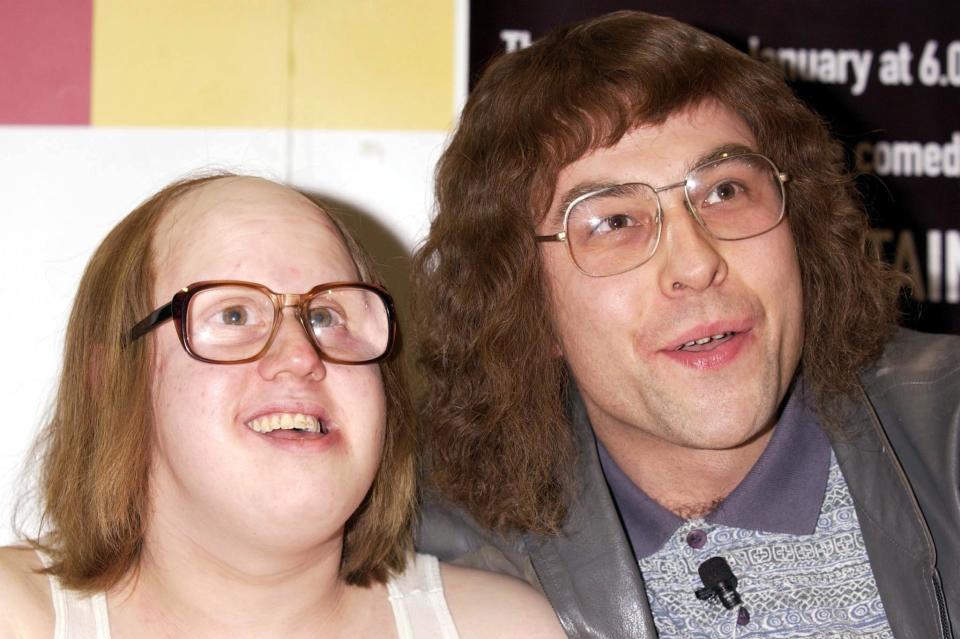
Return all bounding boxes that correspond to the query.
[418,329,959,638]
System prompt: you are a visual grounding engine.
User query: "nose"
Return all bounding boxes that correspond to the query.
[256,309,327,381]
[655,191,727,296]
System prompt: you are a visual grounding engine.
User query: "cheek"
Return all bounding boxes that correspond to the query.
[734,221,799,290]
[364,370,388,442]
[329,365,387,442]
[350,370,388,478]
[768,228,803,315]
[782,250,805,358]
[151,345,233,446]
[542,250,595,340]
[541,261,584,353]
[543,259,640,364]
[742,225,804,349]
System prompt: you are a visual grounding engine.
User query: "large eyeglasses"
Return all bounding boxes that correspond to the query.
[535,152,789,277]
[128,280,396,365]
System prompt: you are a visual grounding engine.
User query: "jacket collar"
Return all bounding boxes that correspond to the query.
[598,381,830,558]
[523,376,944,639]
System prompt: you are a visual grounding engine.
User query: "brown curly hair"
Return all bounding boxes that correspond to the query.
[25,173,417,591]
[412,10,902,535]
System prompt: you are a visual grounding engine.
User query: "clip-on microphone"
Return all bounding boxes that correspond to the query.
[695,556,749,625]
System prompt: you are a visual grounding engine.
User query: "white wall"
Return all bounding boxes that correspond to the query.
[0,0,472,546]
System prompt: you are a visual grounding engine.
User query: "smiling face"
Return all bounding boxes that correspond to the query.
[146,177,386,554]
[538,102,803,454]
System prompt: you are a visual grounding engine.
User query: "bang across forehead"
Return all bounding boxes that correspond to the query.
[478,24,769,226]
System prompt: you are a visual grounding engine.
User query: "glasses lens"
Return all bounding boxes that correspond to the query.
[306,287,390,363]
[685,154,785,240]
[566,183,661,276]
[186,285,276,362]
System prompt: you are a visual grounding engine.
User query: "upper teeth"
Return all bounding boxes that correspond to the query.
[682,333,731,348]
[246,412,323,434]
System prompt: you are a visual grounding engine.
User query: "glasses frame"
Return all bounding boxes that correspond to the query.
[128,280,397,365]
[535,152,789,277]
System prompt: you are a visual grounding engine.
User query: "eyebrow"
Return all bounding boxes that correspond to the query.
[549,142,758,226]
[687,143,756,173]
[548,179,623,228]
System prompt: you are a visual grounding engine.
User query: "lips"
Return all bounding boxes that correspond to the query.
[241,403,333,440]
[660,320,754,370]
[676,331,735,352]
[668,319,754,351]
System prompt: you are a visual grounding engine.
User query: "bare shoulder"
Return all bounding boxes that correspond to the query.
[0,545,54,638]
[440,561,566,639]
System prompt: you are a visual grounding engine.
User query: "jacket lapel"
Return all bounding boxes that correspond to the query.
[830,386,944,639]
[524,387,657,638]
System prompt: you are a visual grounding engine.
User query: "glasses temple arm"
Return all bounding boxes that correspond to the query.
[126,303,174,345]
[535,231,567,242]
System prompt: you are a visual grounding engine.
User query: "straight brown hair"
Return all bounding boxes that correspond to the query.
[24,173,416,590]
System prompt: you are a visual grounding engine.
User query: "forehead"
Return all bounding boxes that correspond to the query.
[152,177,358,297]
[547,102,757,219]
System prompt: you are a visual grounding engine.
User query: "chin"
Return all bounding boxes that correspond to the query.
[695,430,770,451]
[244,503,352,543]
[716,417,774,448]
[668,406,775,451]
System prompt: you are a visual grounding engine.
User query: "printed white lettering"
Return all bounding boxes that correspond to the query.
[868,229,894,261]
[877,43,914,86]
[748,36,873,95]
[500,29,532,53]
[946,231,960,303]
[929,230,943,302]
[868,229,960,305]
[856,133,960,178]
[893,230,926,300]
[903,39,960,87]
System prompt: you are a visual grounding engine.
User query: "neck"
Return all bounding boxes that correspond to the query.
[108,506,375,638]
[596,422,774,519]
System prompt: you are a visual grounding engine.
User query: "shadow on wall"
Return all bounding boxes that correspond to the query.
[301,190,420,388]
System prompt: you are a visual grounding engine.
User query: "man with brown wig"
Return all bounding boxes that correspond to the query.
[414,10,959,639]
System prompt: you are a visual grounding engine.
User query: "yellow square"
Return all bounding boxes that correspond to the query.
[291,0,455,130]
[92,1,290,127]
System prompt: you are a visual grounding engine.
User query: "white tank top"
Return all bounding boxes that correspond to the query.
[40,552,459,638]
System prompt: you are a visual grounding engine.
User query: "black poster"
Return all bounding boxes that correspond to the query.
[470,1,960,333]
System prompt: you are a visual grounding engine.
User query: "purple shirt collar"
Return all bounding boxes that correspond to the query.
[597,380,831,558]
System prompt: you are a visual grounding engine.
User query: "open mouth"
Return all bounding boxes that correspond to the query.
[245,412,329,438]
[676,331,736,352]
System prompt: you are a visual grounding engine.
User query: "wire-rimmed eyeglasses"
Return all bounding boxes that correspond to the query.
[535,152,789,277]
[128,280,396,365]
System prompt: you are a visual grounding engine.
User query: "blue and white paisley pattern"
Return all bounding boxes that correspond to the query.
[637,453,894,638]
